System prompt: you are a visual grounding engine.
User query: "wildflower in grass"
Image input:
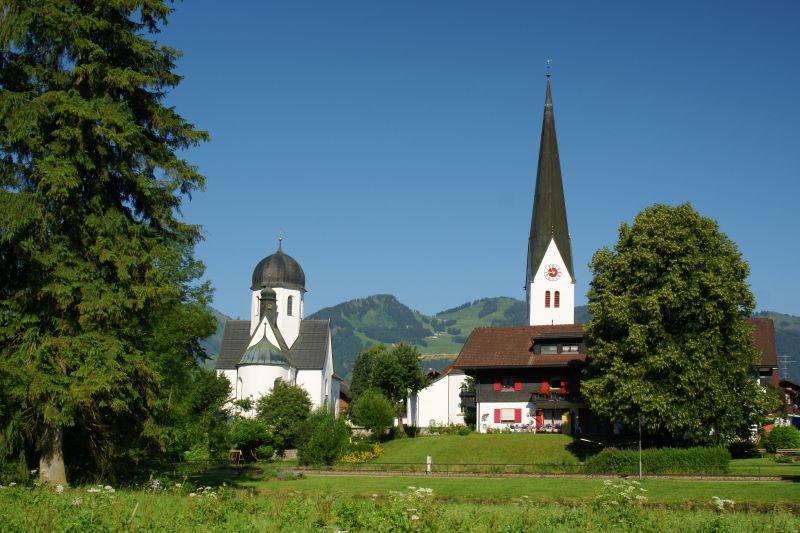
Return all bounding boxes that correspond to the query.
[411,515,419,521]
[9,482,16,487]
[151,479,161,490]
[73,497,83,506]
[189,493,197,497]
[55,484,64,493]
[175,483,182,488]
[87,488,100,493]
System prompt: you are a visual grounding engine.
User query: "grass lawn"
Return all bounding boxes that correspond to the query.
[375,433,581,465]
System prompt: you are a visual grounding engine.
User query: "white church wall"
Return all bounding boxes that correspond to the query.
[296,370,324,410]
[274,287,302,348]
[528,237,575,326]
[237,364,290,412]
[408,372,467,427]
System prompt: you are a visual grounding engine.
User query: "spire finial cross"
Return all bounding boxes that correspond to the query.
[278,228,283,250]
[545,58,553,79]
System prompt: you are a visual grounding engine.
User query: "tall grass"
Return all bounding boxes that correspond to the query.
[1,482,798,532]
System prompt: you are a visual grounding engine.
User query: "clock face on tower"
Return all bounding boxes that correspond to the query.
[544,264,562,281]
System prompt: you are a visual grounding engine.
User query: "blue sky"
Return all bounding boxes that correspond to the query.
[161,1,800,319]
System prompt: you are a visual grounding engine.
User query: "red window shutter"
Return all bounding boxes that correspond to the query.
[514,409,522,423]
[554,291,560,308]
[494,409,501,423]
[494,382,502,392]
[514,381,522,391]
[545,291,551,308]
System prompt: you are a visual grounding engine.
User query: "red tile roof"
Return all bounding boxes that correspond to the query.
[453,325,586,368]
[747,317,777,367]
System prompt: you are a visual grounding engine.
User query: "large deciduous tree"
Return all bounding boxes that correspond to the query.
[0,1,212,484]
[582,203,764,445]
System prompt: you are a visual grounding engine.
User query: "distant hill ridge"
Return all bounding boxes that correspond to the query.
[201,297,800,383]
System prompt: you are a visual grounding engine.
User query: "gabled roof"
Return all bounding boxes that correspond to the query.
[454,325,586,369]
[291,320,331,369]
[527,77,574,282]
[216,320,251,369]
[747,317,777,367]
[215,319,331,370]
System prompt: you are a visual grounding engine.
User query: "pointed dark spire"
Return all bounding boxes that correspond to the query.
[527,75,574,282]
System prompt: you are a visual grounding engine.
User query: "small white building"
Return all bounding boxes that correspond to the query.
[216,241,340,415]
[407,366,468,428]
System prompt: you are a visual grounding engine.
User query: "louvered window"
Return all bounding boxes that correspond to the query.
[554,291,560,308]
[545,291,551,308]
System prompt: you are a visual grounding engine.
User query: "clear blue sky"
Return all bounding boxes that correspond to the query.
[160,0,800,319]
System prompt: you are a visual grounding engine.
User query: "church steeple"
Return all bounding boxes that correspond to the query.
[526,72,575,326]
[527,75,574,284]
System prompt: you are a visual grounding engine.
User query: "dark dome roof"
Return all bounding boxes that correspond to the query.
[251,246,306,291]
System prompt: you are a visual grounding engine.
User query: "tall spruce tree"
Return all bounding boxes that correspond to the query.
[0,1,213,484]
[583,204,763,445]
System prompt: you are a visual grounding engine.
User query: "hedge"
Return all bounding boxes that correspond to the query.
[583,446,731,475]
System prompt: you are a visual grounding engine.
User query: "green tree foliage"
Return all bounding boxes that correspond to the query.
[297,408,350,466]
[0,0,213,484]
[763,426,800,453]
[350,389,395,438]
[255,380,311,453]
[228,419,272,462]
[583,204,763,445]
[350,343,428,432]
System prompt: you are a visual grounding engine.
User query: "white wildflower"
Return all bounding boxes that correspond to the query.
[73,497,83,506]
[406,486,416,490]
[175,483,182,488]
[9,482,16,487]
[411,515,419,521]
[635,495,647,501]
[189,493,197,497]
[372,493,378,498]
[603,479,612,485]
[610,500,618,505]
[55,484,64,493]
[87,488,100,493]
[30,469,38,475]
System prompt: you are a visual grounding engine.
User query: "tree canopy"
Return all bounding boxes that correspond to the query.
[350,343,428,403]
[0,0,214,484]
[582,204,764,445]
[255,379,311,454]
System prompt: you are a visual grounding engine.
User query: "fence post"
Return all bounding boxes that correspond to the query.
[427,455,432,474]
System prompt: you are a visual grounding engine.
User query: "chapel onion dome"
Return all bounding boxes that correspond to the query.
[250,243,306,292]
[238,337,292,367]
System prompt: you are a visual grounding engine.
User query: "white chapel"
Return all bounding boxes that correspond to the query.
[215,240,340,415]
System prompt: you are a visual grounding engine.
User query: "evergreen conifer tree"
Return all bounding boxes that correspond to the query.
[0,0,213,484]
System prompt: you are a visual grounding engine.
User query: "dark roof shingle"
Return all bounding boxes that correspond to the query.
[454,325,586,368]
[747,317,777,367]
[215,320,251,370]
[215,319,331,370]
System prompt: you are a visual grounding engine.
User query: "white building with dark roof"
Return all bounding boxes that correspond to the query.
[216,240,340,415]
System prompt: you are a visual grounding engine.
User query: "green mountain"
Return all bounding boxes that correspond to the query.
[198,307,231,370]
[200,298,800,384]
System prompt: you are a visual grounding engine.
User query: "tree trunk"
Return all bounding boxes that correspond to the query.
[39,423,67,487]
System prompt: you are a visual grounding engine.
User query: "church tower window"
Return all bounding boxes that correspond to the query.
[287,295,294,316]
[554,291,560,308]
[545,291,551,308]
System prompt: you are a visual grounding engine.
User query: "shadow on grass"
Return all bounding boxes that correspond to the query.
[565,434,638,461]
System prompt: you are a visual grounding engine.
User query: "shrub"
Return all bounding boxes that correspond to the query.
[457,426,471,436]
[764,426,800,453]
[297,409,350,466]
[255,444,275,462]
[340,443,384,464]
[584,446,731,475]
[228,419,272,462]
[350,389,395,439]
